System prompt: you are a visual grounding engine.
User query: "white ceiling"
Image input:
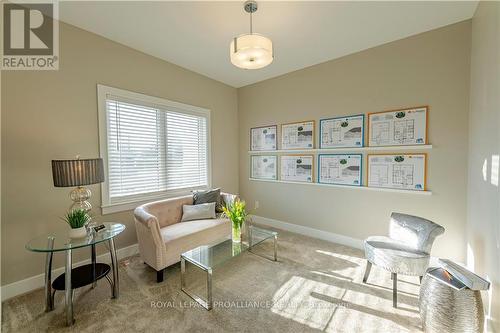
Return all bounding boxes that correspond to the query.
[60,1,478,88]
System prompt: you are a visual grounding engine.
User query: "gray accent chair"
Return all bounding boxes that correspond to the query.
[362,212,444,308]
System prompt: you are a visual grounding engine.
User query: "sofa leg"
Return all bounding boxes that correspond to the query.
[157,269,164,283]
[362,261,372,283]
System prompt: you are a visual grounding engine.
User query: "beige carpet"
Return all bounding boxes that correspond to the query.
[2,227,422,332]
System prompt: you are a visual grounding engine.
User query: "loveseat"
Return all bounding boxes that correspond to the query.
[134,193,237,282]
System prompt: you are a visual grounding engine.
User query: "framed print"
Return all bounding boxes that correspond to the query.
[367,154,426,191]
[250,125,277,151]
[320,115,364,148]
[368,106,428,147]
[318,154,362,186]
[281,120,315,149]
[280,155,314,182]
[250,155,277,180]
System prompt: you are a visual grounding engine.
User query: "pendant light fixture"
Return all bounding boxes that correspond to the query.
[230,0,273,69]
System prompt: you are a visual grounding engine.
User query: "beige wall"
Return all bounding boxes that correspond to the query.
[0,14,479,291]
[238,21,471,262]
[1,22,239,285]
[467,2,500,332]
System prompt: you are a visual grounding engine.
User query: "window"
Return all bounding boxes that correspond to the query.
[97,85,211,214]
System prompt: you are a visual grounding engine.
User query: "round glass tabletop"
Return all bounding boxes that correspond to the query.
[26,223,125,252]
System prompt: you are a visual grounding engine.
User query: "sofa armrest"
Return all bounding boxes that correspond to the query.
[134,206,167,270]
[134,206,158,228]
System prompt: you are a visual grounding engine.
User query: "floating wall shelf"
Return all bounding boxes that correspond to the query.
[247,144,433,154]
[249,178,433,195]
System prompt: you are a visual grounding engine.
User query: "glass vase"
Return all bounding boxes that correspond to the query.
[232,242,242,256]
[232,222,242,243]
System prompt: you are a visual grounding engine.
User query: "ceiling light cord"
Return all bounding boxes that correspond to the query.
[250,11,253,34]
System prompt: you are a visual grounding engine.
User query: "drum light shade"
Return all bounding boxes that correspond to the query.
[230,34,273,69]
[52,158,104,187]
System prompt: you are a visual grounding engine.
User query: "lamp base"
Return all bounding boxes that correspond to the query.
[69,186,92,213]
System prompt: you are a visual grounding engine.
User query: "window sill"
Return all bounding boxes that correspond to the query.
[101,189,205,215]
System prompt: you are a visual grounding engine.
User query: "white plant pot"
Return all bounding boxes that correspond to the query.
[68,226,87,239]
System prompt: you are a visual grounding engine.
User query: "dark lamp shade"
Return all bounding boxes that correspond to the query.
[52,158,104,187]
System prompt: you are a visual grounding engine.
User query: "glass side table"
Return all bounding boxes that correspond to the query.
[26,222,125,326]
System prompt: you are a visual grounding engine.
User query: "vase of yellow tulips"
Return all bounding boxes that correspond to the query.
[222,199,247,243]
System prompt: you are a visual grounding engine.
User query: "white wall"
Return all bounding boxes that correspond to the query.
[467,2,500,331]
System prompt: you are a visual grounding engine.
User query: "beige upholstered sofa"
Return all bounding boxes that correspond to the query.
[134,193,237,282]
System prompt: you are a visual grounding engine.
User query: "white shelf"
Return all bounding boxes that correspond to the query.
[248,144,432,154]
[248,178,432,195]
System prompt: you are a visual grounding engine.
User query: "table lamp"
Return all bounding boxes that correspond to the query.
[52,157,104,212]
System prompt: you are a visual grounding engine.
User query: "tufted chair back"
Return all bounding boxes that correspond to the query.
[388,212,445,254]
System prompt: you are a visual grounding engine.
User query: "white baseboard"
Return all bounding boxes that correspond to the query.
[251,215,364,250]
[1,243,139,302]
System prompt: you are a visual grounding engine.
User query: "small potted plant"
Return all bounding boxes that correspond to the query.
[222,199,248,243]
[63,209,91,238]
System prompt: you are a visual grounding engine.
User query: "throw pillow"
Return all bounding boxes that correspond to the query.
[181,202,216,222]
[193,188,223,213]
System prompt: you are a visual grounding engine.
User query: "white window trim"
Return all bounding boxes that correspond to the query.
[97,84,212,215]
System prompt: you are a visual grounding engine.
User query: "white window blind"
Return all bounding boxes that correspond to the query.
[104,96,209,202]
[165,112,208,190]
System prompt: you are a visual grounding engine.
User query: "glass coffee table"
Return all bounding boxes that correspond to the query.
[180,224,278,310]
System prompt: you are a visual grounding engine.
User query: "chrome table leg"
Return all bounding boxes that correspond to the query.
[181,258,212,310]
[249,225,253,249]
[91,244,97,288]
[206,268,213,310]
[45,237,54,312]
[247,229,279,262]
[65,248,74,326]
[180,257,186,289]
[273,234,278,261]
[392,272,398,308]
[109,238,119,298]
